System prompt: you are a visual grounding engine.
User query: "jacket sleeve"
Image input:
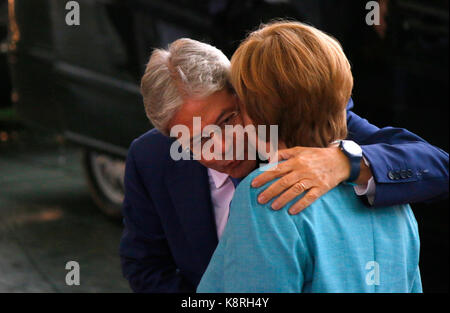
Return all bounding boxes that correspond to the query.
[119,143,194,293]
[346,102,449,207]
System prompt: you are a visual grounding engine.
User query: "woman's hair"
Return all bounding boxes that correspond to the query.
[231,21,353,148]
[141,38,231,135]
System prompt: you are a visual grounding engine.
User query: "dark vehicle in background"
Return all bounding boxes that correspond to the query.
[6,0,449,291]
[6,0,307,216]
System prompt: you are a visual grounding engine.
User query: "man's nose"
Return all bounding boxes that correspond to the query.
[221,131,236,160]
[209,132,228,156]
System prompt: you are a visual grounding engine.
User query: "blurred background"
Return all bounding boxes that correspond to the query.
[0,0,448,292]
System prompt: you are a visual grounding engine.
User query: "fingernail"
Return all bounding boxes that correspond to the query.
[258,195,267,204]
[271,202,280,210]
[289,208,298,215]
[251,180,259,187]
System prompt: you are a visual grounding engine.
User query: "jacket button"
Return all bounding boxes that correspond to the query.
[407,169,413,178]
[394,171,401,180]
[400,170,408,179]
[388,171,395,180]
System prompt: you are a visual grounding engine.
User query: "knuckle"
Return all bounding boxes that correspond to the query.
[305,160,314,169]
[324,182,333,190]
[292,182,305,193]
[273,166,283,173]
[294,154,303,162]
[319,180,330,190]
[293,158,303,168]
[279,177,291,189]
[306,191,319,201]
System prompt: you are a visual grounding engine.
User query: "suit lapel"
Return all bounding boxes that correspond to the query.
[165,158,218,265]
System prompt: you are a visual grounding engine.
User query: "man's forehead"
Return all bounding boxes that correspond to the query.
[171,94,235,131]
[174,102,215,130]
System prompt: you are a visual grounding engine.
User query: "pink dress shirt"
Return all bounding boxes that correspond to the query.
[207,168,236,240]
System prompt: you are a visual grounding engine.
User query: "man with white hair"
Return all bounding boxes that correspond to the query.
[119,38,448,293]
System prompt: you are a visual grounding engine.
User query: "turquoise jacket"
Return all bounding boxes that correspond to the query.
[197,165,422,293]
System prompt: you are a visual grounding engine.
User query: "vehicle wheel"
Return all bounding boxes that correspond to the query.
[83,149,125,218]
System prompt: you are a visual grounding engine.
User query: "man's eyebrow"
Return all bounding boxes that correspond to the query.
[188,108,234,146]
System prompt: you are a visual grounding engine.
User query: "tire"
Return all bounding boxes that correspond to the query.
[82,149,125,218]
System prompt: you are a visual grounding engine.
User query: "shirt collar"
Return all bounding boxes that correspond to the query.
[207,168,230,189]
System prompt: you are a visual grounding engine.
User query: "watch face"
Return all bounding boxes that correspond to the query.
[343,140,363,156]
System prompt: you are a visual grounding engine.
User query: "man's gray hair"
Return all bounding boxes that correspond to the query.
[141,38,231,135]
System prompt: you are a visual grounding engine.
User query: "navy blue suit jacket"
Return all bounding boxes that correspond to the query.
[119,100,448,293]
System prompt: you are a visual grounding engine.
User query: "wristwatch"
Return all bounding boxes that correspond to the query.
[338,140,363,183]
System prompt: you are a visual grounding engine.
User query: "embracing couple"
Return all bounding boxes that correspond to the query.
[119,21,449,293]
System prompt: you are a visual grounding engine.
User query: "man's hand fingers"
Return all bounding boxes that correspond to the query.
[269,147,306,163]
[256,171,303,204]
[251,159,294,188]
[288,187,324,215]
[270,180,312,210]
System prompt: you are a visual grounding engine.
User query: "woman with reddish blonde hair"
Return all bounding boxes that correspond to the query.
[198,21,422,293]
[231,20,353,148]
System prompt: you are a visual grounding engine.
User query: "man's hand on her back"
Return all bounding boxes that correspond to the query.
[251,146,371,215]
